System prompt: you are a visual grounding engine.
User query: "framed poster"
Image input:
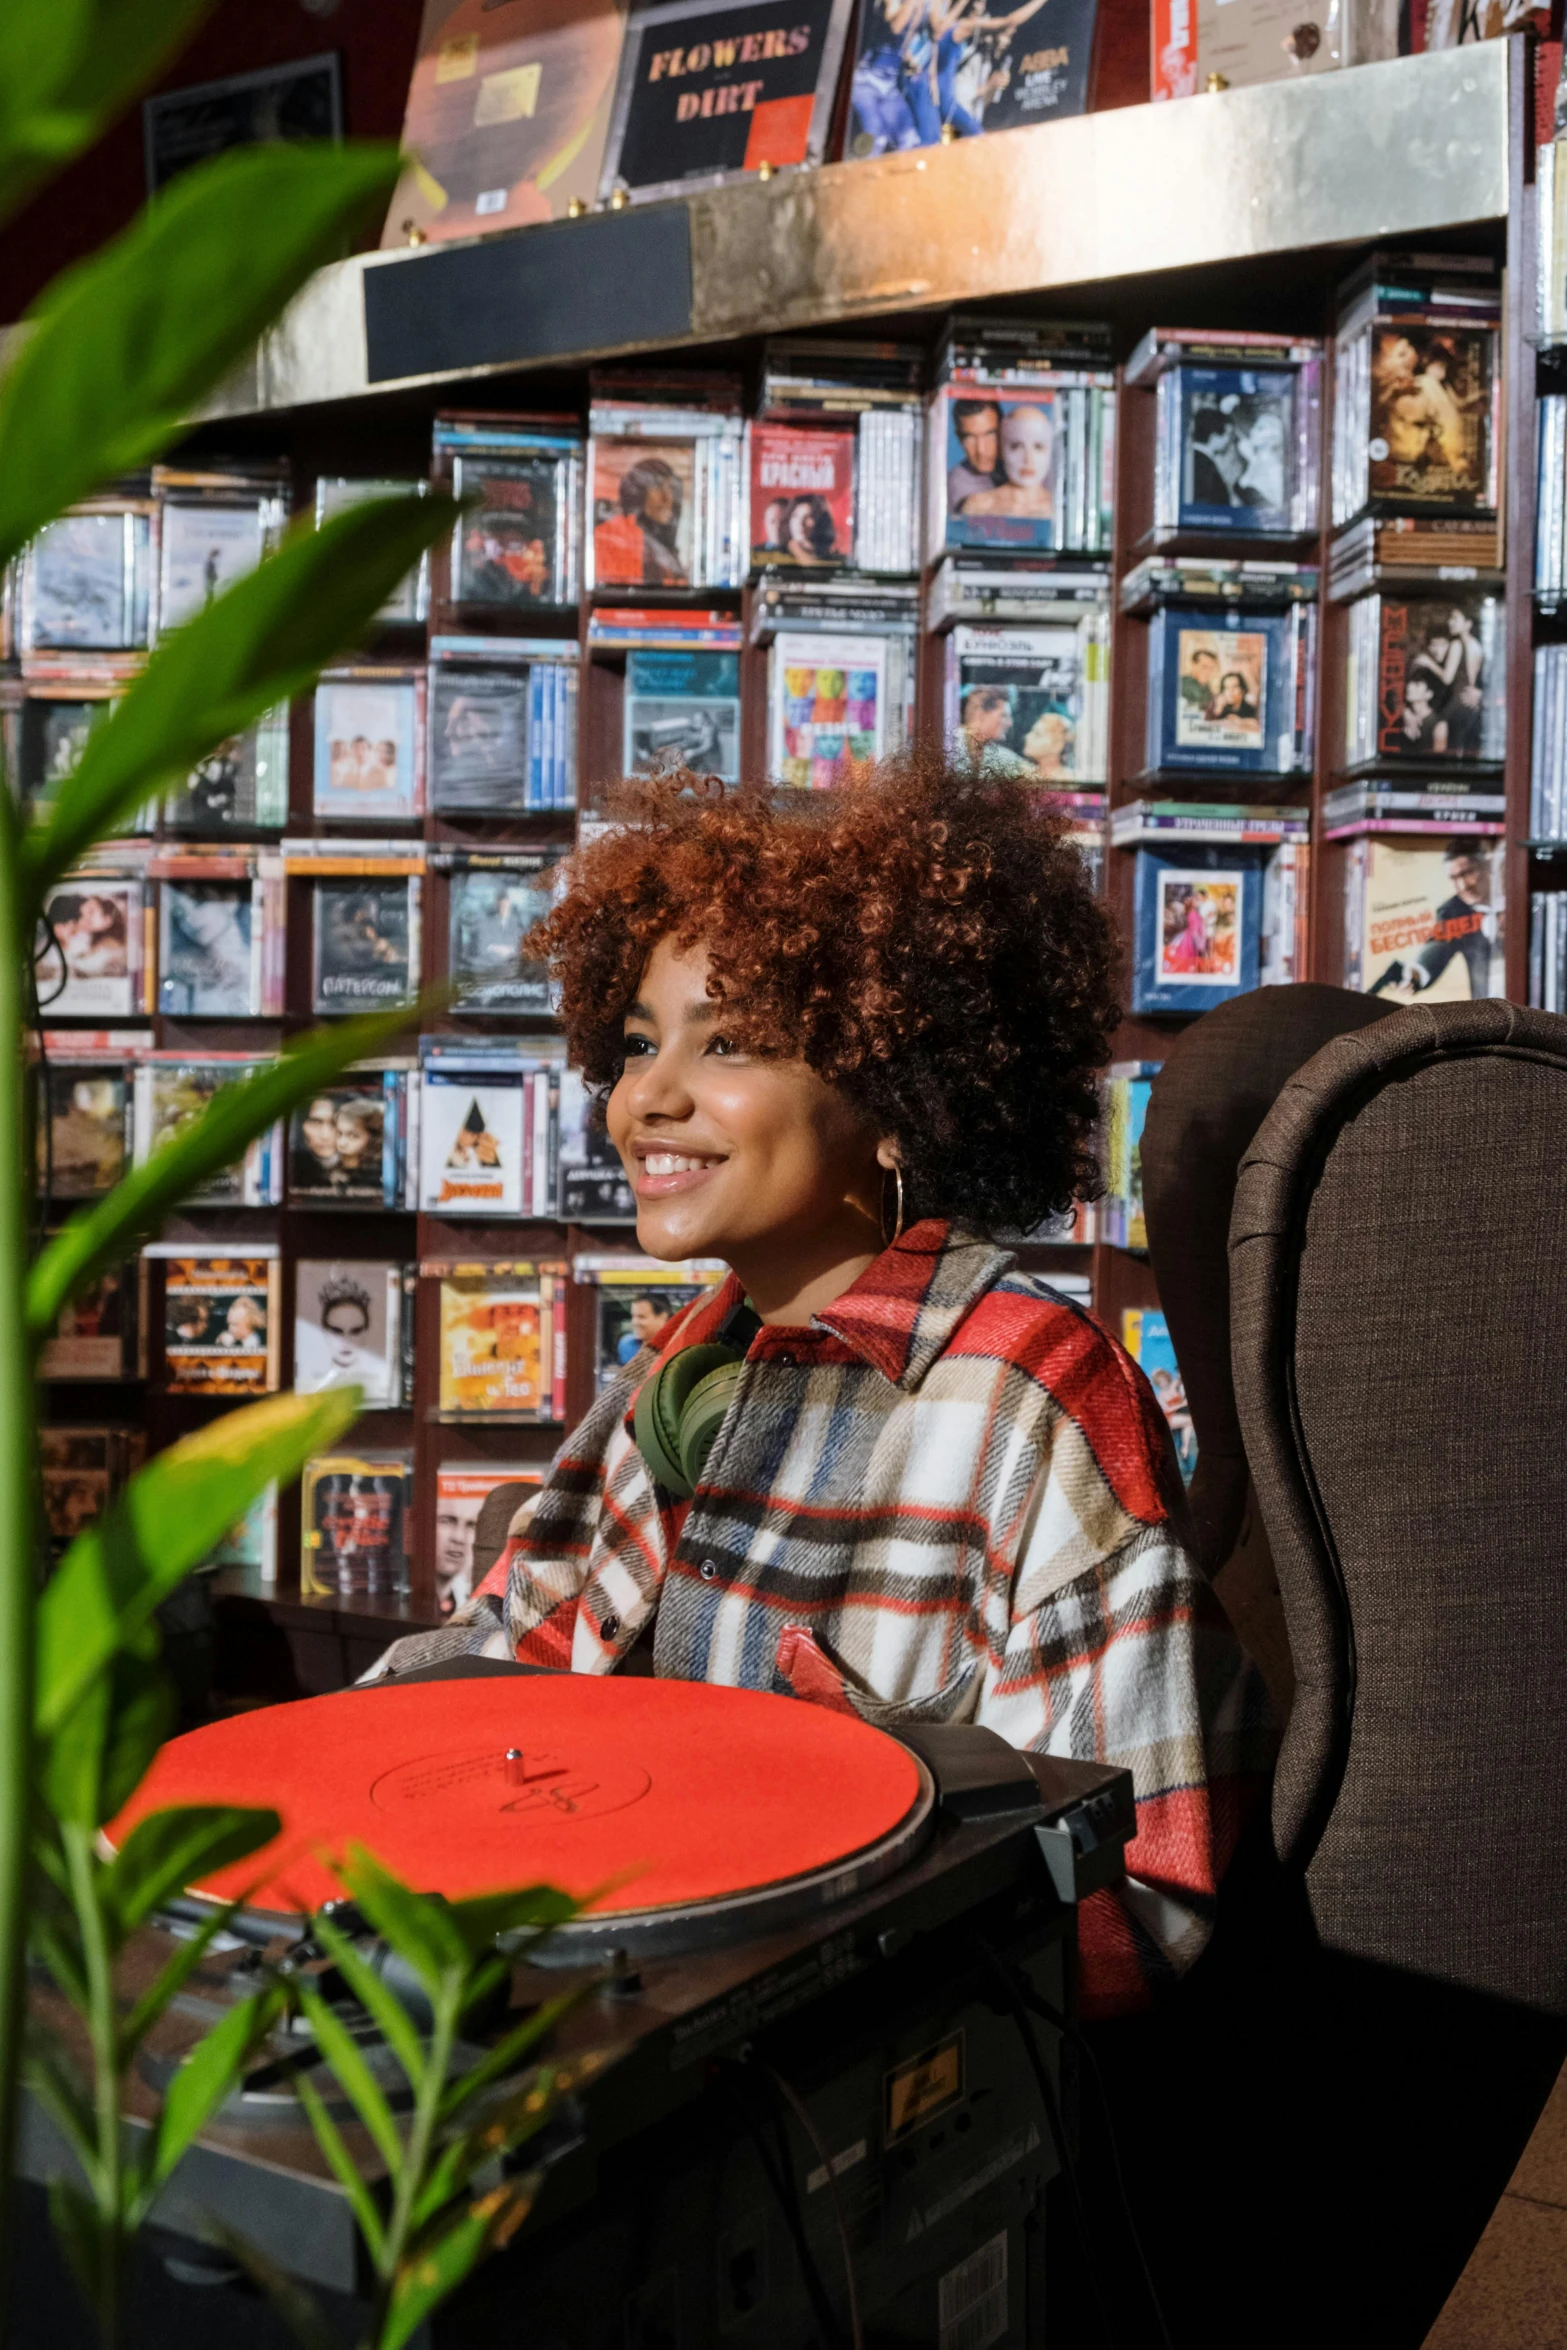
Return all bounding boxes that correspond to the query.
[143,54,343,196]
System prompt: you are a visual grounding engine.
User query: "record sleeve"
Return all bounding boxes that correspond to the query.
[300,1451,411,1599]
[294,1259,403,1406]
[288,1077,397,1207]
[313,671,425,822]
[37,875,144,1017]
[1131,845,1264,1013]
[164,711,289,832]
[314,477,431,623]
[436,1269,543,1415]
[157,878,255,1016]
[429,660,530,813]
[379,0,628,247]
[312,879,417,1015]
[599,0,853,202]
[445,855,562,1011]
[21,509,153,652]
[623,647,741,780]
[947,625,1086,782]
[749,424,855,568]
[38,1062,129,1198]
[1343,834,1505,1002]
[589,436,697,590]
[847,0,1094,154]
[158,500,274,632]
[451,453,575,609]
[434,1463,543,1617]
[156,1252,281,1397]
[420,1075,528,1215]
[40,1260,138,1381]
[769,631,887,788]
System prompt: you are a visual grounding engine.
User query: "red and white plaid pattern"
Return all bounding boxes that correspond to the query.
[374,1221,1273,2015]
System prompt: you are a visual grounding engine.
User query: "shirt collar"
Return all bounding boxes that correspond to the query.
[658,1219,1014,1396]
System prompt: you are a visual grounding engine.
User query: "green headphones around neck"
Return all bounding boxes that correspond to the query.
[632,1302,761,1500]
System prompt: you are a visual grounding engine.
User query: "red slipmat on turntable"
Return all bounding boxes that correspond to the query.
[112,1676,935,1956]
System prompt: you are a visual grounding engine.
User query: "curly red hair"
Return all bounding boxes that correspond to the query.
[529,757,1119,1232]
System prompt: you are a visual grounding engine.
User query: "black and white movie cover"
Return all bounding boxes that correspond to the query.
[429,663,530,813]
[158,500,271,631]
[1176,366,1297,534]
[446,857,561,1013]
[164,714,288,832]
[288,1081,392,1207]
[39,1064,130,1198]
[556,1069,635,1221]
[17,697,115,821]
[312,880,414,1015]
[158,879,255,1016]
[23,510,152,651]
[623,648,741,780]
[294,1259,401,1405]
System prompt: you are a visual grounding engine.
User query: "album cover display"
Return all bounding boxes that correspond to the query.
[582,1265,720,1388]
[624,648,741,781]
[599,0,853,202]
[768,632,887,789]
[556,1069,635,1221]
[300,1451,412,1599]
[37,873,146,1018]
[20,507,153,652]
[16,693,116,821]
[40,1428,134,1561]
[444,852,562,1012]
[287,1069,417,1209]
[38,1062,130,1197]
[749,424,855,568]
[444,420,583,610]
[1344,591,1504,771]
[436,1269,545,1416]
[428,658,529,812]
[157,877,256,1016]
[420,1070,528,1215]
[158,498,278,632]
[311,878,418,1015]
[1344,835,1505,1002]
[590,435,698,591]
[164,711,289,832]
[1131,845,1264,1013]
[1153,0,1338,102]
[39,1259,139,1381]
[314,477,430,623]
[143,54,341,194]
[846,0,1094,154]
[198,1484,278,1585]
[1144,601,1315,776]
[134,1055,282,1207]
[434,1464,543,1617]
[1331,255,1502,526]
[313,670,425,822]
[927,378,1116,558]
[380,0,628,247]
[154,1250,282,1397]
[944,624,1097,784]
[294,1259,405,1406]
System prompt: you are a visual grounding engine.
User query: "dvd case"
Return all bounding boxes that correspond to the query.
[623,646,741,780]
[133,1053,283,1207]
[768,631,888,789]
[944,620,1109,784]
[749,423,855,569]
[40,1255,143,1382]
[556,1068,635,1221]
[1130,845,1265,1013]
[157,484,285,633]
[1122,1308,1197,1482]
[198,1484,278,1586]
[440,850,563,1012]
[312,668,426,822]
[1343,590,1504,772]
[926,371,1115,560]
[433,1262,563,1417]
[437,416,584,611]
[20,504,154,654]
[420,1052,531,1217]
[1123,330,1323,542]
[428,637,578,812]
[40,1427,142,1561]
[164,710,289,832]
[587,375,746,593]
[287,1068,416,1209]
[314,476,431,623]
[37,862,151,1018]
[149,1247,282,1396]
[38,1055,130,1197]
[572,1252,726,1388]
[1143,600,1316,777]
[294,1259,406,1406]
[300,1451,411,1598]
[13,686,117,823]
[1343,833,1505,1000]
[433,1463,544,1617]
[154,849,285,1018]
[1331,252,1502,528]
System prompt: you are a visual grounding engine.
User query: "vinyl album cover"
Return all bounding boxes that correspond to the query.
[1348,835,1505,1003]
[434,1464,543,1616]
[451,458,566,607]
[301,1452,411,1599]
[770,632,886,789]
[37,878,140,1017]
[161,1255,280,1396]
[937,388,1063,553]
[159,502,269,631]
[601,0,852,199]
[1132,845,1263,1012]
[1371,594,1498,764]
[429,664,530,812]
[165,713,288,831]
[40,1430,116,1560]
[17,697,114,819]
[289,1083,391,1206]
[624,648,741,779]
[24,511,151,650]
[158,880,253,1016]
[590,438,696,590]
[312,881,414,1015]
[313,675,423,821]
[295,1260,401,1405]
[1368,325,1494,510]
[951,628,1082,781]
[447,860,560,1010]
[594,1279,706,1387]
[437,1273,542,1415]
[1172,625,1266,756]
[1178,367,1296,533]
[40,1263,134,1380]
[1122,1308,1196,1483]
[39,1066,129,1197]
[848,0,1094,153]
[380,0,628,247]
[420,1078,526,1214]
[749,424,855,566]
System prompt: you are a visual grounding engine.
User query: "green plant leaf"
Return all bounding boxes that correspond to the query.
[24,498,458,895]
[204,2223,341,2350]
[35,1390,361,1734]
[447,1884,584,1962]
[413,2064,564,2232]
[21,2021,97,2179]
[29,1006,435,1333]
[118,1896,250,2062]
[335,1846,469,1999]
[102,1804,280,1937]
[309,1912,426,2097]
[39,1638,173,1831]
[0,0,218,225]
[46,2175,110,2309]
[385,2180,537,2350]
[136,1980,285,2211]
[295,2069,388,2269]
[0,142,402,570]
[436,1991,580,2129]
[296,1983,404,2177]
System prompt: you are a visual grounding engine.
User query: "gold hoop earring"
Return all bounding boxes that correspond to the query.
[881,1163,905,1247]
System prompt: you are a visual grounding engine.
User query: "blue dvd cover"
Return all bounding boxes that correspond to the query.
[1131,844,1263,1013]
[1145,601,1305,775]
[1123,1308,1197,1483]
[1174,365,1296,534]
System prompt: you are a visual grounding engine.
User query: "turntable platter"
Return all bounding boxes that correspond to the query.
[112,1674,934,1953]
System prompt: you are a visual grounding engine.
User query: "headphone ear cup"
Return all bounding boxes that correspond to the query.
[632,1343,742,1498]
[677,1358,745,1494]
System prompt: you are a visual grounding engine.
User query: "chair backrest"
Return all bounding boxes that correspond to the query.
[471,1481,536,1591]
[1230,998,1567,2012]
[1141,984,1395,1573]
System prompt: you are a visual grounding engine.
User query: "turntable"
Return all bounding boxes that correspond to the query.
[18,1663,1135,2350]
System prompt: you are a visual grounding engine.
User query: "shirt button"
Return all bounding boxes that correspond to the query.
[776,1352,795,1367]
[699,1560,720,1581]
[601,1614,620,1640]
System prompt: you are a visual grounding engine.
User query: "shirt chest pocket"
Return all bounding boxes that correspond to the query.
[771,1623,981,1730]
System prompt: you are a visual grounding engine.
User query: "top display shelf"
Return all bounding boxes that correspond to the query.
[203,43,1510,421]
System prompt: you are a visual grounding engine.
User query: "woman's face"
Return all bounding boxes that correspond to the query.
[1000,407,1051,490]
[606,936,882,1266]
[641,476,675,525]
[786,502,815,557]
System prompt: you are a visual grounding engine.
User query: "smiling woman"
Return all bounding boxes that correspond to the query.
[370,757,1274,2016]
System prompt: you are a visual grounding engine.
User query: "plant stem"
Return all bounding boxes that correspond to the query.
[65,1824,124,2350]
[371,1983,460,2346]
[0,787,35,2303]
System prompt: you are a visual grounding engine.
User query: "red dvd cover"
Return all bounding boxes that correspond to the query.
[749,423,855,567]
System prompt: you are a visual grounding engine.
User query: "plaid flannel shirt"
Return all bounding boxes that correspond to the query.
[375,1220,1273,2015]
